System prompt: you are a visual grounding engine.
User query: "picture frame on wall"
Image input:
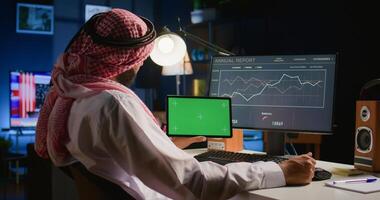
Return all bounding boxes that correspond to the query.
[16,3,54,35]
[85,4,112,21]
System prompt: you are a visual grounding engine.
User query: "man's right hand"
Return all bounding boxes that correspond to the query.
[278,152,316,185]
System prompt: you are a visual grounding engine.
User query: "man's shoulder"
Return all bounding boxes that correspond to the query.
[94,89,141,107]
[102,89,135,103]
[73,89,130,109]
[71,90,138,119]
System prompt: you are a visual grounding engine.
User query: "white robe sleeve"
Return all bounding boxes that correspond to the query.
[99,92,286,200]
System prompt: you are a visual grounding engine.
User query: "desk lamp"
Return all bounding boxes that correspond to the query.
[149,19,235,95]
[160,51,193,95]
[150,22,235,64]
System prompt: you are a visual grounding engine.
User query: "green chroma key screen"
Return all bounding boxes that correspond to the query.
[167,96,232,137]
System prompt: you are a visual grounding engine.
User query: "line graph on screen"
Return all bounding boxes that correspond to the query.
[217,69,326,108]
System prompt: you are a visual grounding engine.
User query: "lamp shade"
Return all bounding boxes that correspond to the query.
[150,28,187,66]
[161,51,193,76]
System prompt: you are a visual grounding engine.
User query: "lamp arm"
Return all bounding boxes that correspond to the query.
[178,29,235,56]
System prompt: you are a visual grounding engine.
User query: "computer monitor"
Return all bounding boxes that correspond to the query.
[209,54,337,133]
[9,71,51,128]
[166,96,232,137]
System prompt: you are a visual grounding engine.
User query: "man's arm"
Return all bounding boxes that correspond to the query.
[101,92,312,199]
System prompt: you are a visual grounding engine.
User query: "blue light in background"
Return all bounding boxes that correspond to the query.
[243,129,263,152]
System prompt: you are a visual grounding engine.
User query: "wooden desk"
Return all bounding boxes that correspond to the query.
[184,148,380,200]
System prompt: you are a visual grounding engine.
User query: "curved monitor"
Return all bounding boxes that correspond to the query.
[10,71,51,128]
[209,54,337,133]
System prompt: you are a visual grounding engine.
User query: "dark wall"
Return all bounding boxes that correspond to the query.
[155,0,379,164]
[151,0,194,110]
[320,1,378,164]
[0,1,53,128]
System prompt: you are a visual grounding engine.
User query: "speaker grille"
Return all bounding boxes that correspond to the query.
[356,127,373,153]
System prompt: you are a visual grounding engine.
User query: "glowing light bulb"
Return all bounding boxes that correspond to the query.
[157,36,174,54]
[150,32,187,66]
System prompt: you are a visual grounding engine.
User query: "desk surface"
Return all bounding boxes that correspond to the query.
[184,148,380,200]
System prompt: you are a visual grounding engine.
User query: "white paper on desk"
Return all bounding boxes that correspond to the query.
[325,176,380,194]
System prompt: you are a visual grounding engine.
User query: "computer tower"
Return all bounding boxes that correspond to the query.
[354,100,380,172]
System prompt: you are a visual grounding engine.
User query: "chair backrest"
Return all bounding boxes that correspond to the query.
[26,143,52,200]
[67,162,135,200]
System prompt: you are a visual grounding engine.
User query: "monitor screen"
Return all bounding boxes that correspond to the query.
[167,96,232,137]
[209,55,337,133]
[10,71,51,128]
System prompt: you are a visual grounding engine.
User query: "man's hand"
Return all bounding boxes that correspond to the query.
[171,136,207,149]
[279,152,316,185]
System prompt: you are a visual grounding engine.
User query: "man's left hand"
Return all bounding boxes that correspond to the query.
[171,136,207,149]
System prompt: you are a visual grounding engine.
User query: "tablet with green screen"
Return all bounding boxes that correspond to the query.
[166,96,232,137]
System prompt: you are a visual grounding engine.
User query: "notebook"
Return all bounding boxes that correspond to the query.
[325,176,380,194]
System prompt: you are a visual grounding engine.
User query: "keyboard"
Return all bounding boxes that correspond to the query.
[194,150,288,165]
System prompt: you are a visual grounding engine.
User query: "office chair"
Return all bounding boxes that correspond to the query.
[64,162,136,200]
[27,143,136,200]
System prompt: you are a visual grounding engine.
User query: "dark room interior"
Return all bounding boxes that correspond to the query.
[0,0,379,199]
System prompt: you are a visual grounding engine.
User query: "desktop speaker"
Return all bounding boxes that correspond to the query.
[354,100,380,172]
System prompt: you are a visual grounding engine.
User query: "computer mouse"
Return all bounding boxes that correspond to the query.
[313,167,332,181]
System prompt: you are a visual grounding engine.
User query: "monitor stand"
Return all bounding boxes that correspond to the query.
[265,132,285,156]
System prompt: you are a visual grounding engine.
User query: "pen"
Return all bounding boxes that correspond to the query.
[333,178,377,184]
